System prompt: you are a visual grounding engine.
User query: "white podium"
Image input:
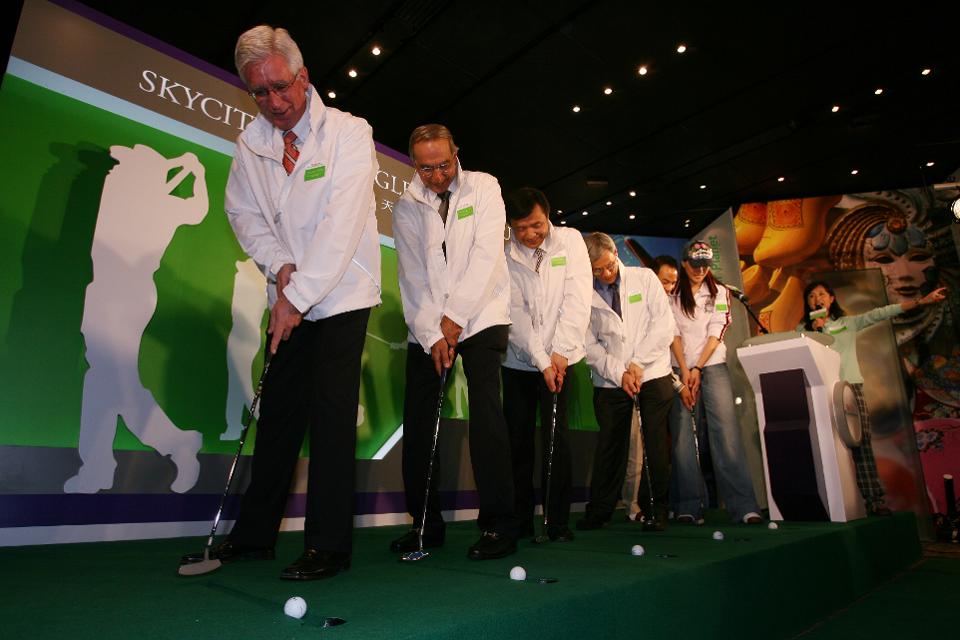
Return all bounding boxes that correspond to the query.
[737,332,866,522]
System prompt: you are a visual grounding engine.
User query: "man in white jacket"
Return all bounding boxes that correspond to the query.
[502,188,592,542]
[181,26,381,580]
[392,124,517,560]
[579,233,676,532]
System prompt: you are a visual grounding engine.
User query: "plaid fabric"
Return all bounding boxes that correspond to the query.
[850,383,885,504]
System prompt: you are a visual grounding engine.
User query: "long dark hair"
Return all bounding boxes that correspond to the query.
[801,280,846,330]
[677,261,719,319]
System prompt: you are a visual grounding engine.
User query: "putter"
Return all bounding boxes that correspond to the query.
[633,395,656,522]
[532,392,559,544]
[401,366,449,562]
[689,406,706,521]
[178,356,271,577]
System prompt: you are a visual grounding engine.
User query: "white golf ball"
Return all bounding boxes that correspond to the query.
[712,530,725,541]
[631,544,645,556]
[509,566,527,581]
[284,596,307,619]
[768,521,779,530]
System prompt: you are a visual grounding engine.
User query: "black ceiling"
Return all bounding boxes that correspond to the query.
[16,1,960,236]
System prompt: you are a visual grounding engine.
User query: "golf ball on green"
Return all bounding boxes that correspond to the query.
[631,544,645,556]
[510,566,526,581]
[284,596,307,619]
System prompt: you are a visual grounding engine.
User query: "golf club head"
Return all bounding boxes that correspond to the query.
[322,617,347,628]
[400,549,430,562]
[531,534,550,544]
[177,556,222,576]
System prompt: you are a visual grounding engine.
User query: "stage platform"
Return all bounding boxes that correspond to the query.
[3,511,921,639]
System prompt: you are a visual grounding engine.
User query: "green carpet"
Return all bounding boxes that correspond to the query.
[795,556,960,639]
[1,512,921,639]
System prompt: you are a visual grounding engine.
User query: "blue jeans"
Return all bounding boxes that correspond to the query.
[669,363,760,522]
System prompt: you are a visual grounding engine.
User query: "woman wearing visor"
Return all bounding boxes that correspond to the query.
[669,241,763,525]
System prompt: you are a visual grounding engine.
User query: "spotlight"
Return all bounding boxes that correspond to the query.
[629,190,637,197]
[699,184,706,190]
[629,214,636,220]
[851,169,859,175]
[606,201,613,206]
[348,69,358,78]
[603,87,613,95]
[582,211,589,216]
[951,197,960,223]
[831,105,840,113]
[921,68,932,76]
[371,46,382,56]
[874,88,883,95]
[926,161,935,167]
[638,65,648,76]
[327,90,337,99]
[777,176,785,182]
[572,105,581,113]
[677,44,687,53]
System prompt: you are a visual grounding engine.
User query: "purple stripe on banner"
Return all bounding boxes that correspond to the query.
[49,0,247,90]
[0,488,509,528]
[375,141,412,165]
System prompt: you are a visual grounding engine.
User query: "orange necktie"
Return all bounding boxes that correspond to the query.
[282,130,299,175]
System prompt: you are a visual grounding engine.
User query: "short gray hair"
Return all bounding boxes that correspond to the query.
[408,124,459,158]
[583,232,617,263]
[235,25,303,77]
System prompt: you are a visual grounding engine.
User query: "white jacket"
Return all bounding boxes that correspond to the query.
[225,87,381,320]
[394,166,510,352]
[585,263,676,388]
[670,284,732,368]
[503,225,592,372]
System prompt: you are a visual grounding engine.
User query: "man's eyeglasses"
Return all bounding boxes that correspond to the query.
[416,161,453,177]
[249,72,301,101]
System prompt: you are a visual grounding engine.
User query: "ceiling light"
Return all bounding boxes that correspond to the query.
[851,169,859,175]
[582,211,589,216]
[629,214,636,220]
[638,65,648,76]
[603,87,613,95]
[685,219,691,224]
[371,46,382,56]
[327,90,337,99]
[606,201,613,206]
[921,68,932,76]
[556,209,563,214]
[874,88,883,95]
[677,44,687,53]
[560,220,567,225]
[926,161,935,167]
[348,69,358,78]
[699,184,706,190]
[572,105,581,113]
[628,190,637,197]
[777,176,785,182]
[831,105,840,113]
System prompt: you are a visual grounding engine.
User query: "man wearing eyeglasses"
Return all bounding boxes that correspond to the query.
[182,26,381,580]
[578,233,676,533]
[392,124,517,560]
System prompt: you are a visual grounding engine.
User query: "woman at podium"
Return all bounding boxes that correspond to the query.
[800,280,947,516]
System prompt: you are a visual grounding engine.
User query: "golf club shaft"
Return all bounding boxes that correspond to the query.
[417,367,448,552]
[541,392,558,535]
[634,395,655,515]
[690,407,705,512]
[204,356,271,549]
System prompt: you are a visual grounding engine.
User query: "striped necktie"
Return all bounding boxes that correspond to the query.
[534,247,545,273]
[282,130,299,175]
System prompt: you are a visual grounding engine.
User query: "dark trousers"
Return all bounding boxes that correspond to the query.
[502,366,573,533]
[401,325,517,537]
[586,374,673,521]
[229,307,370,554]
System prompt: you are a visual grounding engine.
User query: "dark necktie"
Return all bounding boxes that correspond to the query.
[610,281,622,319]
[437,190,451,223]
[282,130,299,175]
[534,247,545,274]
[438,191,450,260]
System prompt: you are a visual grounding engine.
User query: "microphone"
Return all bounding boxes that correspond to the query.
[809,304,827,331]
[725,284,749,304]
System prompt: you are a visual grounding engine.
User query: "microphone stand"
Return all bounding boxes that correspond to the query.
[728,289,769,335]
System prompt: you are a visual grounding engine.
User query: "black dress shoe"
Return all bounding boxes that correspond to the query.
[180,539,274,565]
[575,515,608,531]
[642,518,667,532]
[280,549,351,580]
[548,525,575,542]
[467,531,517,560]
[389,528,445,553]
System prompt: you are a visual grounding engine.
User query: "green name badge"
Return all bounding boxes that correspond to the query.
[551,256,567,267]
[628,292,643,304]
[456,206,474,219]
[716,303,728,312]
[304,165,326,181]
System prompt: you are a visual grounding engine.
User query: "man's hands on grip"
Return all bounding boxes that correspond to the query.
[268,263,302,354]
